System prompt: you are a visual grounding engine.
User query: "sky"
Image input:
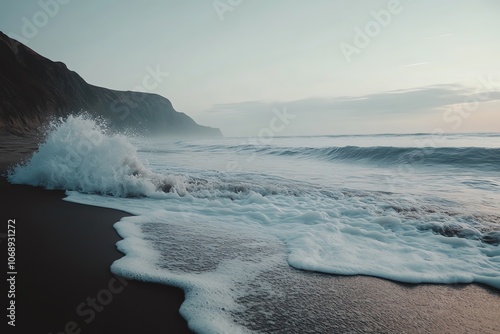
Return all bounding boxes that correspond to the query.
[1,0,499,136]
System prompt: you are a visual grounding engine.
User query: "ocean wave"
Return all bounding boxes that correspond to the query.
[7,115,306,199]
[7,115,176,197]
[175,143,500,171]
[294,146,500,170]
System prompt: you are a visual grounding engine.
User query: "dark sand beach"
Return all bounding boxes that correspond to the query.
[0,136,193,334]
[1,135,499,334]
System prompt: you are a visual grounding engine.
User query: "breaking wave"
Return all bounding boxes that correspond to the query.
[7,115,500,333]
[8,115,176,197]
[175,143,500,172]
[7,115,304,199]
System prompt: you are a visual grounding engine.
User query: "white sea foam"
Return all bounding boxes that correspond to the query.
[9,116,500,333]
[7,115,189,197]
[67,187,500,333]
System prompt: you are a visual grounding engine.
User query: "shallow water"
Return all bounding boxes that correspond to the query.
[9,116,500,333]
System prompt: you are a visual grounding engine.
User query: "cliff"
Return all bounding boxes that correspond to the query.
[0,32,222,137]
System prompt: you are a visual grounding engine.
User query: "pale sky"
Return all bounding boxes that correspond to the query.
[1,0,499,136]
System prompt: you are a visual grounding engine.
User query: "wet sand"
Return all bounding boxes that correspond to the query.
[0,136,193,334]
[1,134,499,333]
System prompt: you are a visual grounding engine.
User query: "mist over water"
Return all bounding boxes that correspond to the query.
[9,116,500,333]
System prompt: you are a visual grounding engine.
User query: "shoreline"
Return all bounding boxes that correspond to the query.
[0,138,193,333]
[1,136,500,333]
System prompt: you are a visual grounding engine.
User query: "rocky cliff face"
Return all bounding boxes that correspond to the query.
[0,32,222,137]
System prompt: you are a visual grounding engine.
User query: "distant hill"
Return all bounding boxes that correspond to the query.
[0,32,222,137]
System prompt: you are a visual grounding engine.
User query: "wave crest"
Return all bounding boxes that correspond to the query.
[8,115,169,197]
[179,143,500,171]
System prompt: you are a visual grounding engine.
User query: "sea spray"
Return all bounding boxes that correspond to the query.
[8,115,165,196]
[9,123,500,332]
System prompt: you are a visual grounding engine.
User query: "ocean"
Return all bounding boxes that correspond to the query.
[8,115,500,333]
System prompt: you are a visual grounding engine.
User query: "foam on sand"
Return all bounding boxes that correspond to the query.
[9,115,500,332]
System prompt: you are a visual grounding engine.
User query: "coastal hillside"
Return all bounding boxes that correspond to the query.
[0,32,222,137]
